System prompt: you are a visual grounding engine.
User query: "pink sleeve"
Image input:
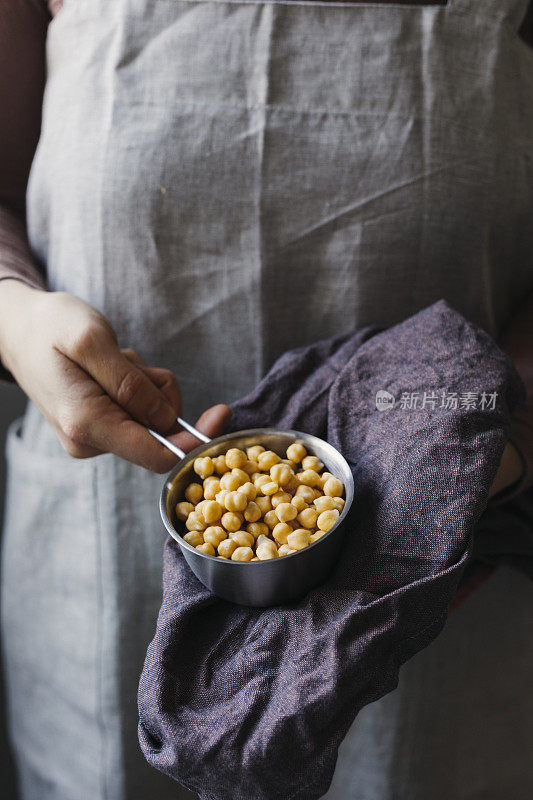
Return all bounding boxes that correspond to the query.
[0,0,50,285]
[0,206,46,291]
[0,0,50,380]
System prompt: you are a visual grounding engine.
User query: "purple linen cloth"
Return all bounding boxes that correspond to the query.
[138,301,527,800]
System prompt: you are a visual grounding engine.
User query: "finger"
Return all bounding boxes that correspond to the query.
[97,417,180,473]
[67,326,178,432]
[120,353,182,432]
[168,404,232,454]
[121,348,145,366]
[63,390,180,473]
[135,365,182,421]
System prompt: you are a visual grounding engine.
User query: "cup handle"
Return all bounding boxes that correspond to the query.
[176,416,212,444]
[148,416,212,461]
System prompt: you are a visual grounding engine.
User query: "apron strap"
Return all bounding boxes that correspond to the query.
[448,0,532,31]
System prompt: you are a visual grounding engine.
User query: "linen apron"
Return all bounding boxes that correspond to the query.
[2,0,533,798]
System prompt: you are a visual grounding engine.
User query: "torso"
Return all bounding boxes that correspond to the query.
[27,0,533,430]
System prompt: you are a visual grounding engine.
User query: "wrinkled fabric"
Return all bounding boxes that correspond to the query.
[320,562,533,800]
[138,301,529,800]
[3,1,533,799]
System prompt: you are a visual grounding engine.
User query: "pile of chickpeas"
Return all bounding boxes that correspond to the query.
[175,441,345,561]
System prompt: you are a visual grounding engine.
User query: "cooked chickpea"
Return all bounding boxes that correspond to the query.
[244,501,262,523]
[185,511,207,531]
[256,536,278,560]
[297,469,321,487]
[202,500,222,523]
[246,522,269,539]
[230,530,255,548]
[185,482,203,504]
[254,474,271,490]
[221,511,243,532]
[243,460,259,475]
[317,509,339,532]
[261,481,279,496]
[257,450,281,470]
[225,448,247,469]
[286,442,307,463]
[302,455,324,472]
[255,495,271,514]
[195,499,207,515]
[295,485,316,504]
[286,475,300,493]
[218,538,237,559]
[231,468,249,486]
[203,526,227,548]
[318,471,334,489]
[246,444,265,461]
[275,502,298,523]
[270,463,293,487]
[239,481,258,500]
[196,542,215,556]
[176,501,195,521]
[193,456,214,479]
[278,544,297,557]
[231,546,254,561]
[183,531,203,547]
[291,495,307,513]
[263,509,280,529]
[287,529,311,550]
[213,455,229,475]
[272,522,292,545]
[314,495,337,513]
[179,441,345,565]
[331,497,345,512]
[323,477,343,498]
[215,489,228,506]
[224,491,248,512]
[220,472,242,492]
[271,490,292,508]
[297,507,319,529]
[203,476,221,500]
[281,459,298,471]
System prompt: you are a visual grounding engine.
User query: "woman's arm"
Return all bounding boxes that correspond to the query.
[0,2,231,469]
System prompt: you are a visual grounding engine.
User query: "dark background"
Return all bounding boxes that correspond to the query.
[0,381,26,797]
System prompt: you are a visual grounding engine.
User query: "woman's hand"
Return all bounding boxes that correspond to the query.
[0,280,231,472]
